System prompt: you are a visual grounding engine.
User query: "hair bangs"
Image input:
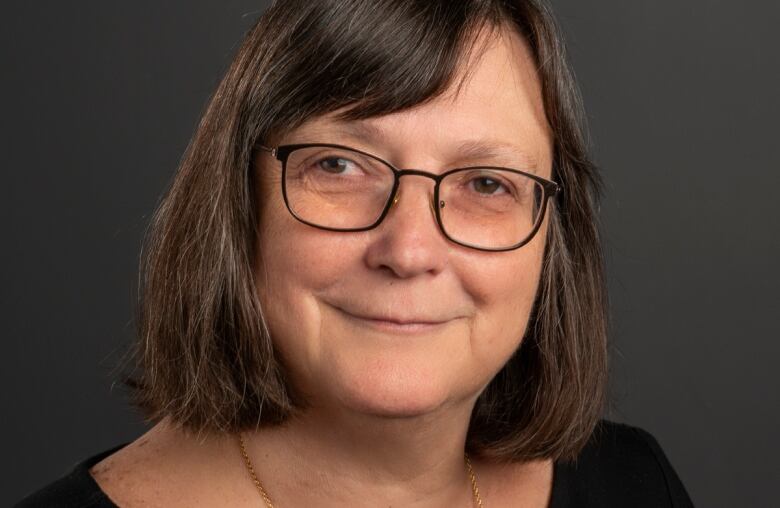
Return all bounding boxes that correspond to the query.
[261,0,502,136]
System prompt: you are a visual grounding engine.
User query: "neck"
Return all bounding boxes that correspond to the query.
[241,400,479,507]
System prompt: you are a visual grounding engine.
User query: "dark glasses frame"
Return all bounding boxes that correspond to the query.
[257,142,561,252]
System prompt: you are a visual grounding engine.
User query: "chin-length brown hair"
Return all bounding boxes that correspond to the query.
[122,0,608,463]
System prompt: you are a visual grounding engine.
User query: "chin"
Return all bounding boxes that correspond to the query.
[327,360,466,418]
[342,392,446,419]
[281,318,484,418]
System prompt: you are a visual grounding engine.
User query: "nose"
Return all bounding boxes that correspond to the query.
[363,176,449,278]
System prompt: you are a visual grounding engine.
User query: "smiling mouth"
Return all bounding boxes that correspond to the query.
[334,307,454,333]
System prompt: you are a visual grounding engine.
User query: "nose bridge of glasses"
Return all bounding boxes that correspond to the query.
[395,168,442,181]
[390,169,441,212]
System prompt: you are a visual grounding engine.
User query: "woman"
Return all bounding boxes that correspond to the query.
[18,0,694,506]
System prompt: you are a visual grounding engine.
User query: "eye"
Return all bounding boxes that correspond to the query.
[316,156,360,175]
[469,175,509,195]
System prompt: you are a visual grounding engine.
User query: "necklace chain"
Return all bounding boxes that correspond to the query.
[237,433,484,507]
[464,453,484,508]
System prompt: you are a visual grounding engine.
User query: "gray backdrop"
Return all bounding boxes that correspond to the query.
[3,2,778,507]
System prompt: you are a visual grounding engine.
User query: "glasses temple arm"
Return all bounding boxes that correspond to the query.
[256,144,277,156]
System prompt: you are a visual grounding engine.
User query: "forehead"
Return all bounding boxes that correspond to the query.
[280,27,552,172]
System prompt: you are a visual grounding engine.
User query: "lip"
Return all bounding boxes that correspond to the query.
[334,306,455,333]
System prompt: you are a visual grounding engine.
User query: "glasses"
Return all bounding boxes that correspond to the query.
[257,143,561,252]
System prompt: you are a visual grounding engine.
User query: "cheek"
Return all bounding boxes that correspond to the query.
[253,202,361,368]
[254,167,348,313]
[464,235,545,368]
[257,190,367,287]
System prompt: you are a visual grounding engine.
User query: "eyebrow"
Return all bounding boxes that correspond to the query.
[453,139,539,172]
[311,120,540,172]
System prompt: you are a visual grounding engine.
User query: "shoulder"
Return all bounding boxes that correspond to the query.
[15,420,178,508]
[77,419,244,507]
[550,419,694,508]
[15,420,205,508]
[14,443,127,508]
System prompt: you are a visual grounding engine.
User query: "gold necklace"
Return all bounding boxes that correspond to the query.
[237,433,484,507]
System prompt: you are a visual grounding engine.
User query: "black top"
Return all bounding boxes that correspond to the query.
[15,419,694,507]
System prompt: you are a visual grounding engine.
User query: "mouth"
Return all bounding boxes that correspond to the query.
[334,307,455,333]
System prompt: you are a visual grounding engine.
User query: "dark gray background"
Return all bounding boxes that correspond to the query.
[3,2,778,506]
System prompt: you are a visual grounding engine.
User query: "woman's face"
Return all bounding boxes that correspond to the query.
[253,28,553,417]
